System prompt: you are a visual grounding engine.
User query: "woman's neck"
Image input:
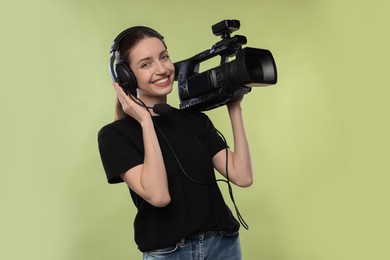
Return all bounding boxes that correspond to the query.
[137,94,166,106]
[136,95,168,116]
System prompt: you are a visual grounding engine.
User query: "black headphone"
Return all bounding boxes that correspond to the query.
[108,26,165,96]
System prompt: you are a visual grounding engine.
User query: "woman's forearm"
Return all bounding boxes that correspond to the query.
[120,118,170,207]
[227,102,253,186]
[139,118,171,206]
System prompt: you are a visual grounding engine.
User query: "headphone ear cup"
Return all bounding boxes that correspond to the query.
[115,62,137,95]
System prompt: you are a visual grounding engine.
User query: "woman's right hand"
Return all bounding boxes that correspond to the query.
[113,82,151,123]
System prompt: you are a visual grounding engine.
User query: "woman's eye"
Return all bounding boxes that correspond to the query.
[161,54,170,60]
[141,62,151,68]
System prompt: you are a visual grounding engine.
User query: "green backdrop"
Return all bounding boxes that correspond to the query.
[1,0,389,259]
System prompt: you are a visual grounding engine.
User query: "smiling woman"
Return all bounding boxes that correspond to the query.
[129,38,174,101]
[107,26,173,119]
[2,0,389,259]
[98,25,254,259]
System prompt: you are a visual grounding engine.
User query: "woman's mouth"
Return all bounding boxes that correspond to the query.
[152,77,170,87]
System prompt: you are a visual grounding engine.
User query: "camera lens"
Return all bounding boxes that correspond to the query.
[233,47,277,86]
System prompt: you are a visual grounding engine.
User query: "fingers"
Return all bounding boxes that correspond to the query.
[113,82,128,104]
[112,82,150,122]
[113,82,136,109]
[112,82,133,112]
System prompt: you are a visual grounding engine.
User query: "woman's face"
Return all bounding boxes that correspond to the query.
[128,37,175,101]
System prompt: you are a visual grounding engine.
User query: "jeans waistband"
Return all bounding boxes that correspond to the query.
[178,231,221,244]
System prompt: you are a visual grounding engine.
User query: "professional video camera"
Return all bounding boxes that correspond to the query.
[174,19,278,111]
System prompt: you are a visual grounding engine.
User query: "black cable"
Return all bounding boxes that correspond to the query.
[215,129,249,230]
[129,95,152,110]
[153,121,215,185]
[131,96,249,229]
[155,119,249,230]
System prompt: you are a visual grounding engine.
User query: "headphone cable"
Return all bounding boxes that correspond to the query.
[154,119,249,230]
[130,95,249,229]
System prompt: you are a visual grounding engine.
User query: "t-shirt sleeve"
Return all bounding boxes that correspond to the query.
[97,126,144,184]
[199,113,228,157]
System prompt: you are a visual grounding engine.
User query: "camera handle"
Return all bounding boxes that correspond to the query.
[211,35,247,65]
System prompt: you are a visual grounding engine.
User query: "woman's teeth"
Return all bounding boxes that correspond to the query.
[154,78,168,85]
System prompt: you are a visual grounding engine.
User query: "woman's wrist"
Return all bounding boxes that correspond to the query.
[140,116,154,128]
[227,100,242,116]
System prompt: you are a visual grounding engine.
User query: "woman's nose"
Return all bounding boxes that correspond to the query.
[155,61,169,74]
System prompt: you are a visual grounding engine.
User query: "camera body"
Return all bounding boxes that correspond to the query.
[174,19,278,111]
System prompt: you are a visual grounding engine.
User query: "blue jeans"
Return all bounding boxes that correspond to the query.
[143,231,242,260]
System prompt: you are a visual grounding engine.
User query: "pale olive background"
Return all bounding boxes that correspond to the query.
[0,0,389,259]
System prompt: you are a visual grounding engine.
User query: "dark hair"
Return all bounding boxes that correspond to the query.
[116,26,166,65]
[114,26,166,120]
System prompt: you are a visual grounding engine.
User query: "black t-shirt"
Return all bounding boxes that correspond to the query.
[97,108,239,252]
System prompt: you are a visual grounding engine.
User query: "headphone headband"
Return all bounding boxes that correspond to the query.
[110,26,164,53]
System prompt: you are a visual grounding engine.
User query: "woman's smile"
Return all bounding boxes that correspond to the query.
[152,76,171,87]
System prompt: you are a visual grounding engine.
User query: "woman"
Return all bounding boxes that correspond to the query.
[98,26,253,259]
